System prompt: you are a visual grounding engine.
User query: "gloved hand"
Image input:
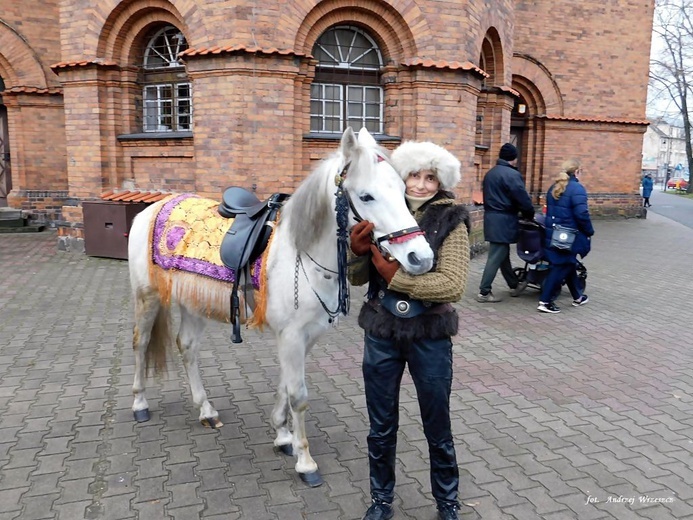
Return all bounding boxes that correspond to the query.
[350,220,375,256]
[370,245,400,284]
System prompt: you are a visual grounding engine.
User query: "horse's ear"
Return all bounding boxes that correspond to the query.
[340,127,357,155]
[357,127,377,147]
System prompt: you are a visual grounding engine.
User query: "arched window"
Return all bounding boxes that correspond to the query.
[310,26,384,134]
[141,26,191,132]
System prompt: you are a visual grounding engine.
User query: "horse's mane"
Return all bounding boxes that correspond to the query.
[283,151,341,252]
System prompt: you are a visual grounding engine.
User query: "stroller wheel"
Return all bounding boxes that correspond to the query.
[513,267,527,282]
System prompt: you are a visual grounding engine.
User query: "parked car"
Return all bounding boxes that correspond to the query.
[667,177,690,190]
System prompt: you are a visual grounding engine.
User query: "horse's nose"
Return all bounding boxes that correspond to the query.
[408,252,421,266]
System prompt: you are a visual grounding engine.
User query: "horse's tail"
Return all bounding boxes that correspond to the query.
[145,303,171,376]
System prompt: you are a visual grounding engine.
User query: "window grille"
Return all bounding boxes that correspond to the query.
[141,26,191,132]
[310,26,384,134]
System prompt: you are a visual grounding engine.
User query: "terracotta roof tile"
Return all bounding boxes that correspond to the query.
[50,59,119,71]
[101,191,169,203]
[542,115,649,125]
[179,45,310,59]
[1,86,62,95]
[402,58,489,77]
[497,85,521,97]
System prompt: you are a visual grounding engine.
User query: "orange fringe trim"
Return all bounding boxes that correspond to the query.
[248,218,279,330]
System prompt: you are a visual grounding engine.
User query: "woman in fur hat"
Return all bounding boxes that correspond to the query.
[349,141,470,520]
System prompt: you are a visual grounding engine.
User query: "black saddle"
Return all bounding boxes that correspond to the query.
[218,187,290,343]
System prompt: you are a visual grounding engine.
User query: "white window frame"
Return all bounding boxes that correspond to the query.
[310,26,384,134]
[143,83,192,132]
[141,26,192,133]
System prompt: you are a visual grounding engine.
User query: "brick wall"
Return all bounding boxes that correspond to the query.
[0,0,654,248]
[515,0,653,119]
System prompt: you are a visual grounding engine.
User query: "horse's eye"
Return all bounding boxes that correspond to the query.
[359,194,374,202]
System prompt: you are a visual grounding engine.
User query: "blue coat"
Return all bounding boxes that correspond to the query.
[482,159,535,243]
[641,176,654,198]
[544,177,594,265]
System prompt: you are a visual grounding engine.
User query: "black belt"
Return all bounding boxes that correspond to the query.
[376,290,435,318]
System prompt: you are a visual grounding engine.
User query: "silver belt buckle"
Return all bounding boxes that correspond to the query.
[395,300,410,315]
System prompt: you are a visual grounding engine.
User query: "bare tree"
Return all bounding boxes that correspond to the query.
[650,0,693,192]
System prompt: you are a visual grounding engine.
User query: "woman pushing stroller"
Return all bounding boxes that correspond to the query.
[538,159,594,314]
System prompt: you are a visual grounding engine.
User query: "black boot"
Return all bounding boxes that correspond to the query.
[437,503,459,520]
[363,500,394,520]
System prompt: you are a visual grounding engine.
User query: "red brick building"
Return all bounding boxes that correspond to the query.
[0,0,654,251]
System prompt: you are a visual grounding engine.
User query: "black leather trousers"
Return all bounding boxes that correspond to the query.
[363,332,459,507]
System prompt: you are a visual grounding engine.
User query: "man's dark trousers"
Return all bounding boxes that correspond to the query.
[479,242,519,295]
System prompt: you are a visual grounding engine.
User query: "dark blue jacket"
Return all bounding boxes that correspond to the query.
[544,176,594,265]
[482,159,535,243]
[641,176,654,198]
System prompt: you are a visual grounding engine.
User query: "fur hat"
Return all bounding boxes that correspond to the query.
[390,141,461,190]
[499,143,518,162]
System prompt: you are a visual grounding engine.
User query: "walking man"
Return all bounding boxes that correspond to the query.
[477,143,535,302]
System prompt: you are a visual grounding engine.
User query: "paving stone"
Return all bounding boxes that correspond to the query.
[0,467,33,490]
[21,491,59,519]
[167,481,202,509]
[52,500,90,520]
[168,504,205,520]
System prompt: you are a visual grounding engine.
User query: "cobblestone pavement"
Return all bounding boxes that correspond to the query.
[1,211,692,520]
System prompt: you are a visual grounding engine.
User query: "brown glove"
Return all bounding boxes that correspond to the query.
[370,245,400,284]
[350,221,375,256]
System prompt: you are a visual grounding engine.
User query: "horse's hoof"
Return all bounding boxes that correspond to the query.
[299,470,323,487]
[133,409,150,422]
[201,417,223,429]
[276,444,293,456]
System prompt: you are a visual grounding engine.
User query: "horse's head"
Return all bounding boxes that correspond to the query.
[340,128,434,275]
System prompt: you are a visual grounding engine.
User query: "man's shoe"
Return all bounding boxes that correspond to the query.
[363,501,394,520]
[509,280,528,297]
[476,291,502,303]
[537,301,561,313]
[437,503,460,520]
[572,295,589,307]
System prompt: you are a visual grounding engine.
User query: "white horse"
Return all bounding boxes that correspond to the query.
[127,127,434,486]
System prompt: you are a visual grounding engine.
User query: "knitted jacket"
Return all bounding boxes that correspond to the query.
[349,194,470,341]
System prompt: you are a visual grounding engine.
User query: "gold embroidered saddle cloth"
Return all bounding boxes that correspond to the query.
[151,194,262,288]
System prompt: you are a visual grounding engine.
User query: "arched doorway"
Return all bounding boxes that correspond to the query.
[0,76,10,207]
[511,75,549,204]
[510,94,528,174]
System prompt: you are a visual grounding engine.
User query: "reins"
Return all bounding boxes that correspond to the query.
[333,162,353,318]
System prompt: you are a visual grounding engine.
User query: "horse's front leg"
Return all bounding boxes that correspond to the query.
[275,329,323,487]
[178,306,222,428]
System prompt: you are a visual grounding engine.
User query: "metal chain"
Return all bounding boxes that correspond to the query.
[294,253,300,310]
[295,252,340,322]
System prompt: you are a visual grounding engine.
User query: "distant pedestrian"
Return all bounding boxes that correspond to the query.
[538,159,594,314]
[477,143,535,303]
[641,174,653,207]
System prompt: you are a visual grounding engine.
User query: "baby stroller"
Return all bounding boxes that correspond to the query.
[513,215,587,299]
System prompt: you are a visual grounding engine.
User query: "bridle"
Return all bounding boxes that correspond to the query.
[335,157,425,249]
[297,154,426,322]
